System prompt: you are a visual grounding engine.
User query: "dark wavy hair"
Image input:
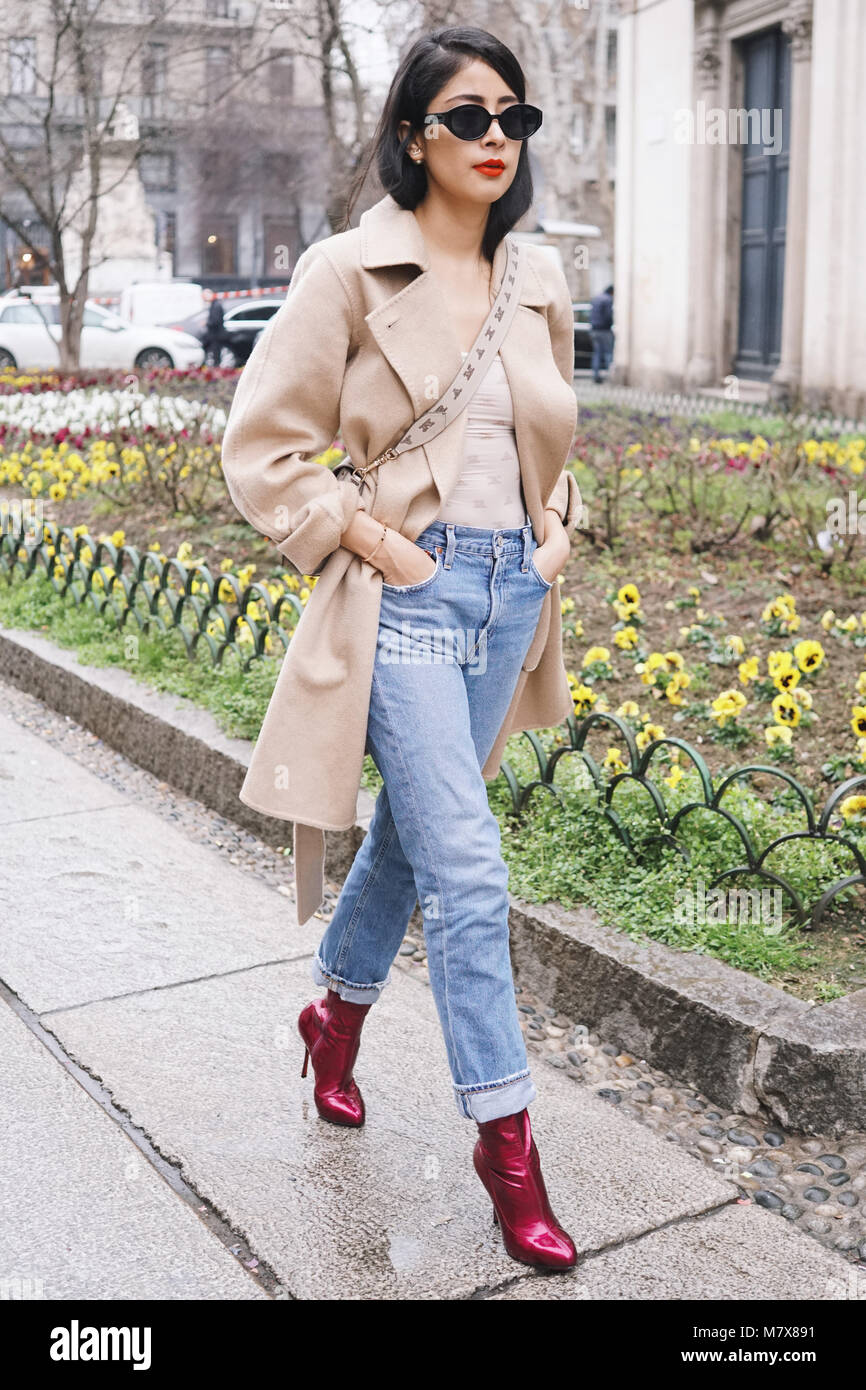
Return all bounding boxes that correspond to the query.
[341,26,534,264]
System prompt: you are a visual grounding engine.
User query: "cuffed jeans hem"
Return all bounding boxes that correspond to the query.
[454,1072,538,1122]
[310,953,391,1004]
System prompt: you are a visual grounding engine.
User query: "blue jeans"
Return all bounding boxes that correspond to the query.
[590,328,614,380]
[311,516,554,1122]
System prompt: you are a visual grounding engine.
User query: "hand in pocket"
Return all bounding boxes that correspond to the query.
[378,534,437,586]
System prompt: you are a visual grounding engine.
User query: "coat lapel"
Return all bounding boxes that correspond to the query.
[358,194,566,519]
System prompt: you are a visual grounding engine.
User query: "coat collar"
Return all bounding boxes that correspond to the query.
[355,193,569,519]
[358,192,547,307]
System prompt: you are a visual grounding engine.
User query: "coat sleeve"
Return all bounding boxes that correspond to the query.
[544,264,584,536]
[220,243,362,577]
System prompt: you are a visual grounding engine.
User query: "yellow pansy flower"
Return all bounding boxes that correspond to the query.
[767,649,794,676]
[773,666,800,693]
[603,748,627,775]
[571,683,598,715]
[616,701,641,719]
[793,639,824,673]
[772,693,800,727]
[765,725,793,747]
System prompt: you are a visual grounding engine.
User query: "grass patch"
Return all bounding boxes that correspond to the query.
[0,571,278,740]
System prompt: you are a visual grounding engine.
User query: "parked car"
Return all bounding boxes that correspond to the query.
[168,296,287,367]
[572,302,593,371]
[0,295,204,370]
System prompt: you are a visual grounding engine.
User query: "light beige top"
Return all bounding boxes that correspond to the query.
[434,350,526,528]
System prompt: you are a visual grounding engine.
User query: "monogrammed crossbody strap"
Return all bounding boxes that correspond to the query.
[339,234,525,493]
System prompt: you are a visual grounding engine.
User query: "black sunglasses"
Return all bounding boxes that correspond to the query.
[422,102,543,143]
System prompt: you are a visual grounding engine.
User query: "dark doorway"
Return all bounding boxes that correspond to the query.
[734,26,791,378]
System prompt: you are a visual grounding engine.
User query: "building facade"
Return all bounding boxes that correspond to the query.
[0,0,330,293]
[615,0,865,417]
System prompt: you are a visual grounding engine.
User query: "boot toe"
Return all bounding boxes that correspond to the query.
[524,1228,578,1270]
[316,1080,365,1126]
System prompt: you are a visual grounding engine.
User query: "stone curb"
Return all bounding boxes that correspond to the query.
[1,621,864,1137]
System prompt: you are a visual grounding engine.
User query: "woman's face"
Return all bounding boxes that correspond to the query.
[398,59,522,207]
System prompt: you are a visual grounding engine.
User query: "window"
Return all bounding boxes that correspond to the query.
[142,42,167,116]
[139,152,176,190]
[226,303,279,322]
[268,50,294,103]
[570,106,585,155]
[206,0,231,15]
[9,37,36,95]
[262,151,293,185]
[87,45,103,100]
[0,302,44,324]
[202,217,236,274]
[206,45,231,92]
[606,28,618,85]
[263,217,297,276]
[82,307,109,327]
[605,107,616,168]
[162,210,176,263]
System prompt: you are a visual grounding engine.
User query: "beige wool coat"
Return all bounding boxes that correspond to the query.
[220,192,583,926]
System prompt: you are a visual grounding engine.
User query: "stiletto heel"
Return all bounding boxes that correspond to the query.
[474,1107,577,1271]
[297,988,373,1126]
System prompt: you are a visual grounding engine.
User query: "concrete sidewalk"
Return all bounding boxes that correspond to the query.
[0,703,854,1300]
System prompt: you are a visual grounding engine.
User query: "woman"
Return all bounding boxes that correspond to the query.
[221,26,583,1272]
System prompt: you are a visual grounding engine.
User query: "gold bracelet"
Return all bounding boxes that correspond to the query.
[362,524,388,565]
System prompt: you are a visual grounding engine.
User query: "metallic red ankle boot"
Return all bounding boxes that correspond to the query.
[298,989,373,1126]
[473,1107,578,1270]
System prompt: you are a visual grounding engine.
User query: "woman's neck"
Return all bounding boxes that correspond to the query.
[412,191,490,271]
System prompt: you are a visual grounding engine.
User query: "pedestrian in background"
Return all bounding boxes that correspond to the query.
[202,295,226,367]
[589,283,614,383]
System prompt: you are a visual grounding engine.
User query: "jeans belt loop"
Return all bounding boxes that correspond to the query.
[521,521,532,572]
[444,523,456,569]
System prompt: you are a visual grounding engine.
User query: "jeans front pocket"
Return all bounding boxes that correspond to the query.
[381,544,443,595]
[528,552,554,592]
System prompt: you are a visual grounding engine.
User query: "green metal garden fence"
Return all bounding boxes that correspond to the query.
[3,516,865,929]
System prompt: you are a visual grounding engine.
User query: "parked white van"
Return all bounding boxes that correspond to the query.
[118,281,207,327]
